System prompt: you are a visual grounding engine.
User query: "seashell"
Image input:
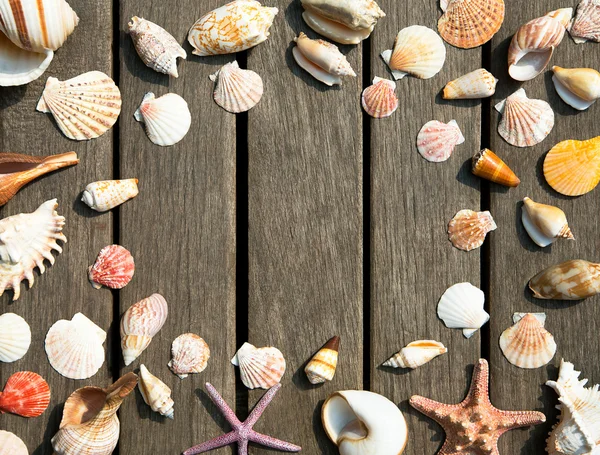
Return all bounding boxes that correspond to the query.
[495,88,554,147]
[472,148,520,187]
[416,119,465,162]
[209,61,263,113]
[521,197,574,247]
[544,136,600,196]
[569,0,600,43]
[545,360,600,455]
[88,245,135,290]
[134,92,191,146]
[292,32,356,87]
[437,282,489,338]
[231,342,286,389]
[128,17,186,77]
[383,340,447,369]
[305,336,339,384]
[82,179,138,212]
[45,312,106,380]
[168,333,210,379]
[52,373,138,455]
[499,313,556,369]
[0,313,31,362]
[0,431,28,455]
[0,371,50,417]
[36,71,122,141]
[552,66,600,110]
[139,364,174,419]
[438,0,505,49]
[120,294,168,366]
[188,0,278,56]
[447,209,497,252]
[529,259,600,300]
[507,8,571,81]
[361,77,398,118]
[0,32,53,87]
[302,11,373,45]
[322,390,408,455]
[442,68,498,99]
[0,199,66,301]
[381,25,446,80]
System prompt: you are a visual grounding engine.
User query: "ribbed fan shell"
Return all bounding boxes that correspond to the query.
[361,77,398,118]
[417,120,465,162]
[0,371,50,417]
[210,61,263,113]
[438,0,505,48]
[0,430,28,455]
[437,282,490,337]
[500,313,556,369]
[168,333,210,379]
[88,245,135,290]
[134,92,191,146]
[569,0,600,43]
[0,313,31,362]
[231,342,286,389]
[448,209,497,252]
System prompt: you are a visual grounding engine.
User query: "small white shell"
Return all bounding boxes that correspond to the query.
[231,342,286,389]
[139,364,174,419]
[417,120,465,162]
[442,68,498,99]
[168,333,210,379]
[209,61,263,113]
[383,340,447,369]
[437,282,489,338]
[499,313,556,369]
[0,313,31,363]
[82,179,139,212]
[134,92,191,146]
[0,430,28,455]
[521,197,574,247]
[302,10,374,44]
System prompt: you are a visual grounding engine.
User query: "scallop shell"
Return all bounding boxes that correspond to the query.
[529,259,600,300]
[88,245,135,290]
[438,0,505,49]
[543,136,600,196]
[128,17,186,77]
[416,120,465,162]
[45,313,106,380]
[0,371,50,417]
[0,199,66,301]
[231,342,286,389]
[437,282,489,338]
[121,294,168,366]
[361,77,398,118]
[0,313,31,362]
[472,148,520,187]
[134,92,191,146]
[209,61,263,113]
[36,71,121,141]
[0,32,52,86]
[552,66,600,110]
[448,209,497,252]
[305,336,339,384]
[495,88,554,147]
[188,0,278,56]
[168,333,210,379]
[521,197,574,248]
[301,11,373,45]
[381,25,446,80]
[0,431,28,455]
[499,313,556,369]
[443,68,498,99]
[383,340,447,369]
[139,364,174,419]
[569,0,600,43]
[82,179,139,212]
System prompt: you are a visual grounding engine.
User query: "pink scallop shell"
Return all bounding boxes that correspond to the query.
[88,245,135,289]
[417,120,465,162]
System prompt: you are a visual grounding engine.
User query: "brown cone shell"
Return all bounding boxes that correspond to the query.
[472,149,520,187]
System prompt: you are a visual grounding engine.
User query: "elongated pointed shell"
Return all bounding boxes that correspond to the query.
[322,390,408,455]
[472,148,520,187]
[569,0,600,43]
[188,0,278,56]
[499,313,556,369]
[88,245,135,290]
[361,77,398,118]
[0,313,31,362]
[438,0,505,49]
[0,371,50,417]
[209,61,263,113]
[529,259,600,300]
[437,282,489,338]
[301,0,385,31]
[82,179,139,212]
[302,11,373,44]
[168,333,210,379]
[448,209,497,252]
[0,431,28,455]
[139,364,174,419]
[134,92,191,146]
[231,342,286,389]
[128,17,186,77]
[552,66,600,110]
[305,336,339,384]
[45,313,106,380]
[0,33,53,86]
[383,340,447,369]
[417,120,465,162]
[121,294,168,366]
[522,197,574,247]
[443,68,498,99]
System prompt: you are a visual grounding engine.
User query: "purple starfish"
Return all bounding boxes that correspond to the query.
[183,383,302,455]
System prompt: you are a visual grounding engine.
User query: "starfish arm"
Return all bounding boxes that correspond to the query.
[237,439,248,455]
[498,410,546,429]
[182,431,238,455]
[409,395,454,422]
[205,383,242,428]
[245,383,282,427]
[466,359,492,405]
[248,431,302,452]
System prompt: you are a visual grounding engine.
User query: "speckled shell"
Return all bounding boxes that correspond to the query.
[0,431,28,455]
[134,92,191,146]
[529,259,600,300]
[88,245,135,290]
[361,77,398,118]
[417,120,465,162]
[443,68,498,99]
[139,364,174,419]
[437,282,489,338]
[82,179,139,212]
[209,61,263,113]
[448,209,497,252]
[500,313,556,369]
[383,340,447,369]
[231,342,286,389]
[305,336,339,384]
[168,333,210,379]
[521,197,573,247]
[569,0,600,43]
[472,148,520,187]
[0,33,53,86]
[438,0,505,49]
[552,66,600,110]
[0,313,31,363]
[0,371,50,418]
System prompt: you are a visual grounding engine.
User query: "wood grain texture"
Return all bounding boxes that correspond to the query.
[489,1,600,453]
[0,1,114,454]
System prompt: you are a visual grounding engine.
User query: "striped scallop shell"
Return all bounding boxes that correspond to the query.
[305,336,339,384]
[0,431,28,455]
[361,77,398,118]
[210,61,263,113]
[438,0,505,49]
[82,179,139,212]
[134,92,191,146]
[442,68,498,99]
[139,364,174,419]
[500,313,556,369]
[0,313,31,362]
[569,0,600,43]
[383,340,447,369]
[437,282,489,338]
[231,342,286,389]
[36,71,122,141]
[88,245,135,290]
[45,313,106,380]
[495,88,554,147]
[417,120,465,162]
[448,209,497,252]
[168,333,210,379]
[0,32,53,86]
[0,371,50,418]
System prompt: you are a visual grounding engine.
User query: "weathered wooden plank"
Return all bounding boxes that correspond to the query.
[489,1,600,453]
[0,1,114,454]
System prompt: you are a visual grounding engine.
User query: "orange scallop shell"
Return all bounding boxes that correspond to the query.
[0,371,50,418]
[438,0,505,49]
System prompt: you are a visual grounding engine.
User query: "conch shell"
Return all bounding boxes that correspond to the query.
[383,340,447,369]
[521,197,574,247]
[529,259,600,300]
[552,66,600,110]
[139,364,174,419]
[443,68,498,99]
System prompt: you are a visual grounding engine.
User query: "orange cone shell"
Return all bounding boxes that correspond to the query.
[438,0,505,49]
[0,371,50,418]
[472,149,520,187]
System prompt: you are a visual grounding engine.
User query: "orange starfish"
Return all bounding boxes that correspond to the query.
[410,359,545,455]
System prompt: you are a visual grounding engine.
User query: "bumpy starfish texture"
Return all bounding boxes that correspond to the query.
[410,359,546,455]
[183,383,301,455]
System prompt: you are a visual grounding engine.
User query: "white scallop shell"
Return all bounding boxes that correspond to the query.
[0,313,31,363]
[417,120,465,162]
[168,333,210,379]
[134,92,191,146]
[383,340,447,369]
[499,313,556,369]
[139,364,174,419]
[82,179,139,212]
[209,61,263,113]
[437,282,489,338]
[231,342,286,389]
[45,312,106,380]
[361,77,398,118]
[0,430,28,455]
[569,0,600,43]
[0,33,52,87]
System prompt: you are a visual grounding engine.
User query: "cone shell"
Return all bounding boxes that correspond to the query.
[381,25,446,80]
[417,120,465,163]
[88,245,135,290]
[188,0,278,56]
[0,431,28,455]
[443,68,498,99]
[36,71,121,141]
[499,313,556,369]
[134,92,191,146]
[168,333,210,379]
[209,61,263,113]
[301,0,385,32]
[521,197,574,248]
[0,313,31,362]
[529,259,600,300]
[543,136,600,196]
[0,199,66,301]
[301,10,373,44]
[552,66,600,110]
[361,77,398,118]
[121,294,168,366]
[569,0,600,43]
[437,282,489,338]
[472,148,520,187]
[231,342,286,389]
[0,371,50,417]
[305,336,339,384]
[128,17,186,77]
[0,32,53,86]
[139,364,174,419]
[82,179,139,212]
[438,0,505,49]
[45,313,106,380]
[383,340,447,369]
[448,209,497,252]
[495,88,554,147]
